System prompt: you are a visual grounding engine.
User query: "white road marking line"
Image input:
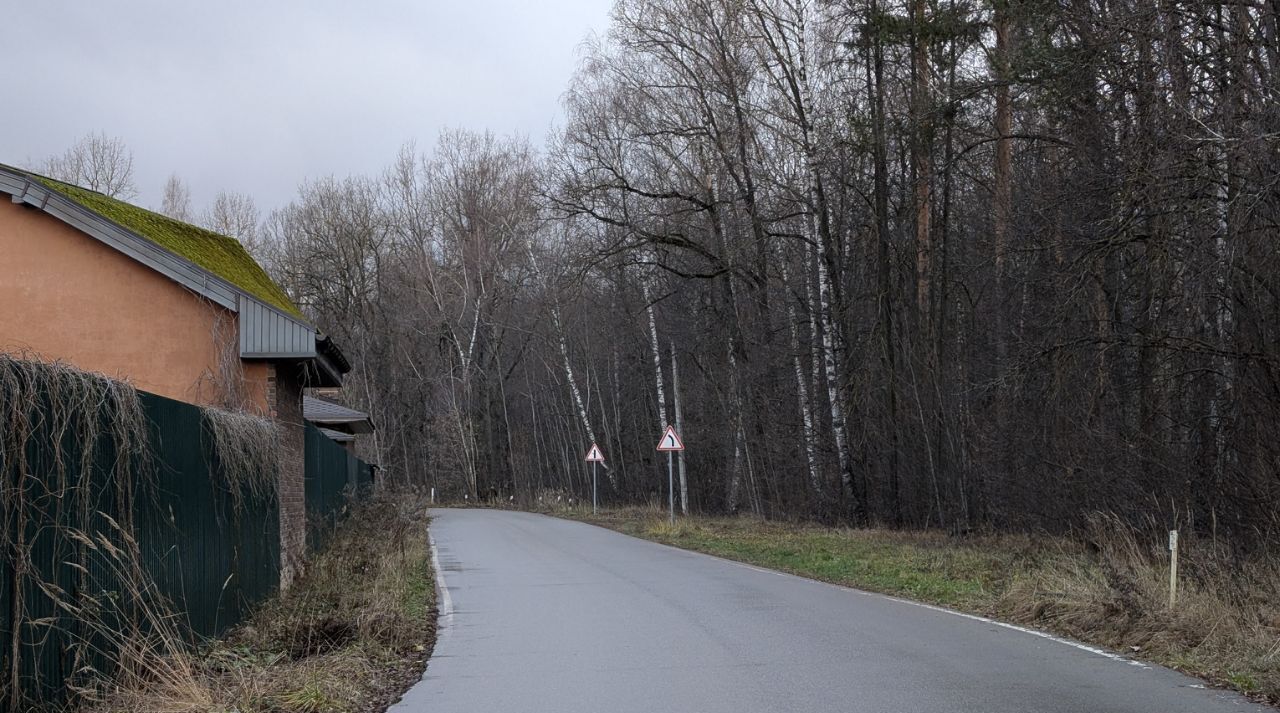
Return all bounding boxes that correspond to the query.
[429,529,454,631]
[884,596,1151,669]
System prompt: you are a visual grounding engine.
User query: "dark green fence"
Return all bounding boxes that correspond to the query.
[0,389,281,710]
[305,421,374,552]
[1,381,371,711]
[138,393,282,640]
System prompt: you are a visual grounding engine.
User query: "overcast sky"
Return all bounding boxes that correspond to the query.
[0,0,612,212]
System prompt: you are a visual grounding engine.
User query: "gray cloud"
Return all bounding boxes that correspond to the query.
[1,0,611,211]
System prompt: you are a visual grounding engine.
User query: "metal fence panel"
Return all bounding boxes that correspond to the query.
[137,392,281,641]
[2,388,279,711]
[304,422,360,552]
[2,375,372,711]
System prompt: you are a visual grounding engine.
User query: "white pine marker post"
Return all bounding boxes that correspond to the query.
[1168,530,1179,610]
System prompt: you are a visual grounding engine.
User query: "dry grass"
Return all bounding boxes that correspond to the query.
[0,353,428,713]
[559,505,1280,704]
[994,514,1280,702]
[81,492,436,713]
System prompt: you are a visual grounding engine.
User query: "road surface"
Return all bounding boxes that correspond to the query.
[391,509,1265,712]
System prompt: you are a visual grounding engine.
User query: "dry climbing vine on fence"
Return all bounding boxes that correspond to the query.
[0,353,152,712]
[1,354,285,711]
[202,405,280,513]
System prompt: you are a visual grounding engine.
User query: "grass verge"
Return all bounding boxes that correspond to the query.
[556,506,1280,705]
[82,493,436,713]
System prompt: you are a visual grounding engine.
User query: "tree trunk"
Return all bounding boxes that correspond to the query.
[671,341,689,514]
[992,0,1014,501]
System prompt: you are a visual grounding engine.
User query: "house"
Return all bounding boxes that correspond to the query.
[0,164,345,586]
[303,395,375,453]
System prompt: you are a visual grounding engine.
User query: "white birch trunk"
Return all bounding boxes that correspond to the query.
[817,253,853,497]
[643,280,669,429]
[526,240,614,488]
[782,261,822,496]
[791,40,854,500]
[780,0,856,503]
[808,246,823,428]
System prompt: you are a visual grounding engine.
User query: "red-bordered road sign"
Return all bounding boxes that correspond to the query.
[585,443,605,462]
[656,425,685,452]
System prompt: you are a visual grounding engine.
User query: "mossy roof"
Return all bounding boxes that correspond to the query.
[30,175,305,320]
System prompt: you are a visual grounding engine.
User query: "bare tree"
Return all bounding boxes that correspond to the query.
[160,174,194,222]
[202,191,262,255]
[42,131,137,199]
[241,0,1280,546]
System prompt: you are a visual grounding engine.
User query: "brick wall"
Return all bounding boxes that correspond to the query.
[266,362,307,589]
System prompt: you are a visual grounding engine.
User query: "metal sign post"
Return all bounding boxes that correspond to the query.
[670,451,678,525]
[655,426,685,526]
[585,443,605,515]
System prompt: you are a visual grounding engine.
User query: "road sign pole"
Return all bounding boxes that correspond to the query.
[655,426,683,526]
[668,450,674,526]
[593,461,598,515]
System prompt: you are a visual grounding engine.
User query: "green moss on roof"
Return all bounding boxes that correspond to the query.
[32,176,304,320]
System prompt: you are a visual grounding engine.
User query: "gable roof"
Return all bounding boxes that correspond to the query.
[28,174,304,320]
[0,164,348,385]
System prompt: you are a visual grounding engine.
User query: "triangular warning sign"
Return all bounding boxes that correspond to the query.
[585,443,605,462]
[656,425,685,452]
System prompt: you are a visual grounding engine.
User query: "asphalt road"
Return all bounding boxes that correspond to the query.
[391,509,1266,713]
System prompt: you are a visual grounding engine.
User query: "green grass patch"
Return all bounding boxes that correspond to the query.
[588,511,1029,609]
[402,552,434,622]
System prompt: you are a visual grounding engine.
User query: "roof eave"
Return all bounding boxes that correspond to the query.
[304,351,346,389]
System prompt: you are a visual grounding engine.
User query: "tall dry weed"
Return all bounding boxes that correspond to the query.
[997,511,1280,699]
[81,491,435,713]
[0,353,290,712]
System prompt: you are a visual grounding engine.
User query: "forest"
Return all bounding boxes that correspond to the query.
[240,0,1277,541]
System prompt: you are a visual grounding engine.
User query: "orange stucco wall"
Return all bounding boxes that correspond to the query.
[0,200,269,412]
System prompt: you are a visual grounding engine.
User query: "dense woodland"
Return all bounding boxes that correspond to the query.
[170,0,1280,540]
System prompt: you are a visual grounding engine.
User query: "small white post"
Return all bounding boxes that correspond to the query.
[1168,529,1179,610]
[430,487,436,505]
